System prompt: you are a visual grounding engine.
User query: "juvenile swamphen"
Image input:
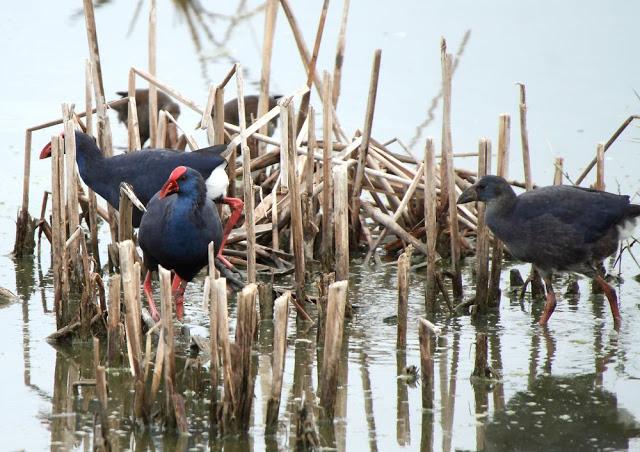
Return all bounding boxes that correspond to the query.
[216,94,283,139]
[457,175,640,328]
[112,89,181,146]
[40,131,243,266]
[138,166,221,321]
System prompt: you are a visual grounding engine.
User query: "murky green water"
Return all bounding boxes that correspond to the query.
[2,1,640,450]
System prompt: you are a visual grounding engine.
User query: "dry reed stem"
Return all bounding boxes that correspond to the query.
[107,274,121,364]
[418,318,437,409]
[319,280,348,417]
[553,157,564,185]
[148,0,158,147]
[595,143,605,190]
[397,247,412,348]
[258,0,278,152]
[332,0,350,106]
[517,83,533,191]
[424,138,438,309]
[237,66,257,283]
[321,72,334,270]
[333,164,350,283]
[351,49,382,233]
[127,70,142,150]
[266,291,290,431]
[474,138,491,314]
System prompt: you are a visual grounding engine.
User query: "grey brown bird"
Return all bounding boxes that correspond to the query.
[112,89,181,146]
[457,175,640,328]
[215,94,283,142]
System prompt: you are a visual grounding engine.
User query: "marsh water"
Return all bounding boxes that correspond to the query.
[2,1,640,450]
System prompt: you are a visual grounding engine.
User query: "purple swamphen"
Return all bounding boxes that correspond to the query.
[138,166,221,321]
[40,131,243,267]
[457,175,640,328]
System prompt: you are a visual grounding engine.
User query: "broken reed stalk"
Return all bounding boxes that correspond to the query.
[473,138,491,315]
[51,136,66,328]
[441,47,463,298]
[595,142,605,190]
[266,291,291,432]
[418,318,437,409]
[14,129,36,257]
[237,67,257,283]
[351,49,382,235]
[302,107,318,262]
[397,246,413,349]
[118,185,133,243]
[258,281,274,320]
[148,0,158,148]
[284,100,306,307]
[233,284,258,431]
[362,202,429,255]
[332,0,350,106]
[107,274,122,365]
[319,280,348,417]
[321,72,334,270]
[257,0,278,154]
[63,105,83,285]
[118,240,146,421]
[127,69,142,151]
[159,265,188,433]
[471,333,491,378]
[488,115,510,304]
[208,243,219,413]
[517,83,533,191]
[215,277,236,428]
[424,138,438,309]
[553,157,564,185]
[333,164,349,282]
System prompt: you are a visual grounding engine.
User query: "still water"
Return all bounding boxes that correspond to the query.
[1,0,640,450]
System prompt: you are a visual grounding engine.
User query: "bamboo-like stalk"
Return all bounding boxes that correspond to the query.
[127,69,142,151]
[333,164,349,283]
[296,0,330,133]
[148,0,158,147]
[284,101,306,307]
[397,246,412,349]
[214,86,226,146]
[107,274,121,365]
[439,39,451,208]
[83,0,105,98]
[489,116,510,304]
[553,157,564,185]
[362,202,429,255]
[234,284,258,431]
[418,318,437,409]
[118,185,133,243]
[51,136,65,327]
[319,280,348,417]
[595,143,605,190]
[424,138,438,309]
[119,241,143,379]
[351,49,382,234]
[332,0,350,106]
[257,0,278,154]
[441,50,463,298]
[266,291,290,431]
[321,72,334,271]
[237,66,257,283]
[517,83,533,191]
[208,242,219,412]
[473,138,491,314]
[215,277,236,422]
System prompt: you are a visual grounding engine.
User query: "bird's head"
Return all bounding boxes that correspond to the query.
[457,175,514,205]
[161,100,181,120]
[40,131,99,159]
[159,166,203,199]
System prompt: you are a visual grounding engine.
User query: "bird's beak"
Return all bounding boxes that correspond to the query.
[457,185,478,204]
[159,179,179,199]
[39,142,52,159]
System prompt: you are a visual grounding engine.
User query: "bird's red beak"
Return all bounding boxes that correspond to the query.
[159,166,187,199]
[40,132,65,159]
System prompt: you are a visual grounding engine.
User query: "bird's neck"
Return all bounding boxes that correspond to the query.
[75,146,114,199]
[485,192,518,240]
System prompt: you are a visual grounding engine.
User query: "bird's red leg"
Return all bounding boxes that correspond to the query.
[143,271,160,322]
[594,274,621,329]
[171,274,187,321]
[538,276,557,326]
[218,196,244,269]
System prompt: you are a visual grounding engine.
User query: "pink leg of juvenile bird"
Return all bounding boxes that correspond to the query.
[143,271,160,322]
[171,274,187,320]
[218,196,244,269]
[593,274,621,329]
[538,276,557,326]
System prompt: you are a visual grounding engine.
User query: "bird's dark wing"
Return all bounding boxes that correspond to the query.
[514,186,630,244]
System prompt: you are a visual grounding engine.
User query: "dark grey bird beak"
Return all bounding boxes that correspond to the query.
[457,185,478,204]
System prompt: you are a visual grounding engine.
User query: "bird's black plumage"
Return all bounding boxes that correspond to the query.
[457,175,640,327]
[45,131,227,227]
